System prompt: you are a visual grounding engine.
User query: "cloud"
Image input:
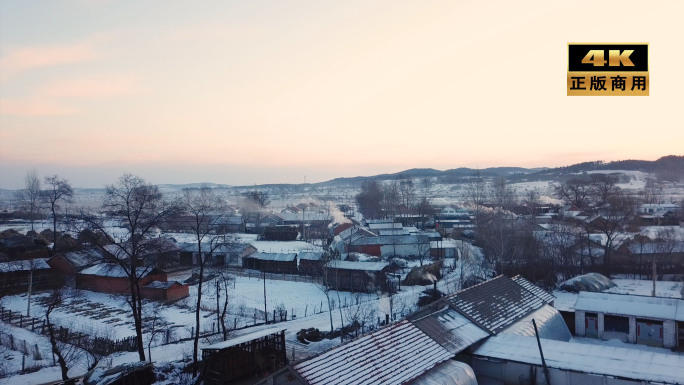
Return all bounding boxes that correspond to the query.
[0,42,100,81]
[0,98,79,116]
[37,74,146,99]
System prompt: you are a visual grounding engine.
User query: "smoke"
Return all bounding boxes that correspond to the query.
[328,202,351,225]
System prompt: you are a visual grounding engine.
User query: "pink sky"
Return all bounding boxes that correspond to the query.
[1,0,682,188]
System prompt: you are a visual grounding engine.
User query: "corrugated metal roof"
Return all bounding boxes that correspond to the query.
[325,260,389,272]
[473,333,684,384]
[511,275,555,304]
[293,320,452,385]
[575,291,684,321]
[500,304,572,341]
[446,275,545,334]
[245,252,297,262]
[410,304,490,354]
[410,360,478,385]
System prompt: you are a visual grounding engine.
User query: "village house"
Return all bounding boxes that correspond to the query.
[76,263,167,294]
[0,258,61,295]
[242,252,298,274]
[323,260,392,292]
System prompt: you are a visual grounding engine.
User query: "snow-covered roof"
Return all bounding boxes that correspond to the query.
[473,333,684,384]
[245,252,297,262]
[352,234,428,246]
[558,272,615,293]
[446,275,546,334]
[144,281,182,289]
[410,304,490,354]
[511,275,555,304]
[0,258,50,272]
[430,240,459,248]
[574,292,684,321]
[298,251,323,261]
[79,263,158,278]
[500,304,572,341]
[325,260,389,272]
[203,328,286,351]
[410,360,478,385]
[293,320,452,385]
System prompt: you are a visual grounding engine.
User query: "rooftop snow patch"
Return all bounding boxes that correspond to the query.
[0,258,50,272]
[325,260,389,271]
[446,275,547,334]
[574,291,684,321]
[409,304,490,354]
[293,320,452,385]
[473,333,684,384]
[558,272,616,292]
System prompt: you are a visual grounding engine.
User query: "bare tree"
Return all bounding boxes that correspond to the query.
[587,192,636,274]
[465,172,487,225]
[83,174,175,361]
[42,175,74,251]
[397,177,415,211]
[491,176,515,210]
[44,289,69,380]
[590,174,620,206]
[415,197,435,229]
[177,186,226,374]
[244,190,270,208]
[555,177,592,208]
[356,180,383,219]
[15,169,42,232]
[343,294,376,338]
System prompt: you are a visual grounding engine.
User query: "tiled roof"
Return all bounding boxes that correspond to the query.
[293,320,452,385]
[409,303,490,354]
[446,275,545,334]
[511,275,555,304]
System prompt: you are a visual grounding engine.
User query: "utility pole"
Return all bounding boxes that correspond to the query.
[652,258,657,297]
[263,271,267,323]
[533,319,551,385]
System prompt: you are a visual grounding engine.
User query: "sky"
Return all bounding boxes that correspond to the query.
[1,0,683,189]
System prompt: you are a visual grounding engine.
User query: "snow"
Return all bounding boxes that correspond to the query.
[473,333,684,384]
[0,259,50,273]
[606,278,683,298]
[574,291,684,321]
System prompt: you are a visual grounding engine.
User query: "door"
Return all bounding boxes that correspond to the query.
[585,313,598,338]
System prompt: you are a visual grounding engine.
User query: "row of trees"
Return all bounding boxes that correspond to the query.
[355,179,434,223]
[14,171,234,379]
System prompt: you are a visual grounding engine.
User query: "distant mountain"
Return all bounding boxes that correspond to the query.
[525,155,684,181]
[315,155,683,186]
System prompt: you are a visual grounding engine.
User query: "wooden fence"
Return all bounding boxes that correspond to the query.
[0,306,137,356]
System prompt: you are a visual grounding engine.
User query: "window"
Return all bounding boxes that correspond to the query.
[604,315,629,333]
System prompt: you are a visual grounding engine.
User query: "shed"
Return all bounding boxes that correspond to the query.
[0,258,61,295]
[324,260,391,292]
[202,328,287,384]
[243,252,298,274]
[471,333,684,385]
[297,251,323,276]
[573,291,684,348]
[141,281,189,301]
[76,264,167,295]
